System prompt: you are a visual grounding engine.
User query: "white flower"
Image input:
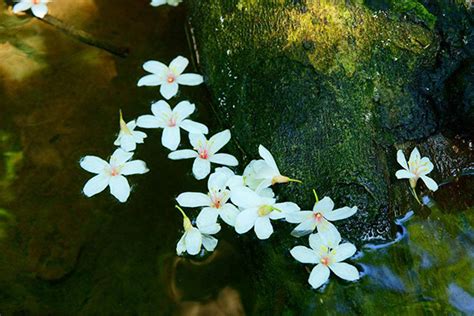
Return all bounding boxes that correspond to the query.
[80,149,149,203]
[136,100,208,150]
[287,196,357,239]
[150,0,182,7]
[114,111,147,152]
[395,148,438,191]
[176,170,240,227]
[137,56,203,100]
[243,145,301,191]
[176,206,220,256]
[231,187,300,240]
[13,0,49,19]
[168,130,238,180]
[290,233,359,289]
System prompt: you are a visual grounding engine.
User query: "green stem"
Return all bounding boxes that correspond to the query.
[313,189,319,203]
[409,187,422,206]
[175,205,188,219]
[288,178,302,184]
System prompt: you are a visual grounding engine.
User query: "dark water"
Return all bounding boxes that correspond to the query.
[0,1,473,315]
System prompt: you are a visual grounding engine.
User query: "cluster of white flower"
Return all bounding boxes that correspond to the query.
[76,2,441,292]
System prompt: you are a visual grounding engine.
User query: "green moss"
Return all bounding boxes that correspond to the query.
[390,0,437,29]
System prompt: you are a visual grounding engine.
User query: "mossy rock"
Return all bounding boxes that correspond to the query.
[188,0,472,312]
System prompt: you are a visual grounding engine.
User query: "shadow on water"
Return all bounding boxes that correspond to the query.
[0,1,473,315]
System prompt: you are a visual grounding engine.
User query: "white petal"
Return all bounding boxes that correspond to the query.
[162,126,181,150]
[173,100,195,120]
[192,158,211,180]
[143,60,168,74]
[421,175,438,191]
[197,207,219,227]
[120,135,136,152]
[220,204,240,226]
[308,264,330,289]
[329,262,359,281]
[227,175,245,190]
[198,222,221,235]
[189,133,207,148]
[314,197,334,216]
[137,74,161,86]
[121,160,149,175]
[169,56,189,76]
[286,211,313,224]
[31,4,48,18]
[201,235,218,252]
[132,131,147,143]
[274,202,300,214]
[109,175,131,203]
[235,208,258,234]
[317,219,341,248]
[209,153,239,166]
[396,170,415,179]
[176,234,186,255]
[209,130,231,154]
[230,187,261,209]
[208,172,228,191]
[160,82,179,100]
[168,150,198,160]
[290,218,317,238]
[309,233,327,251]
[13,2,32,13]
[324,206,357,221]
[290,246,319,264]
[185,227,202,255]
[136,115,163,129]
[409,147,421,163]
[177,192,211,208]
[258,145,280,173]
[419,157,434,175]
[331,243,357,262]
[83,174,109,197]
[254,217,273,240]
[396,149,409,170]
[180,119,209,134]
[80,156,108,174]
[176,73,204,86]
[151,100,172,117]
[110,148,133,166]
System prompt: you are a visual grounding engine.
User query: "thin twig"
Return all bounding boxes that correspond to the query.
[40,15,129,58]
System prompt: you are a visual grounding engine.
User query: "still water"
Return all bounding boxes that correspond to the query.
[0,1,473,315]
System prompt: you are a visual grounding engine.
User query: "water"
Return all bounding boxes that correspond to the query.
[0,1,473,315]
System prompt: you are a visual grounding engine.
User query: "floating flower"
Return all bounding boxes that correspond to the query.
[136,100,208,150]
[287,193,357,239]
[231,187,300,240]
[395,148,438,192]
[175,206,220,256]
[168,130,238,180]
[290,233,359,289]
[13,0,49,19]
[243,145,301,190]
[80,149,149,203]
[150,0,182,7]
[176,170,239,227]
[114,110,147,152]
[137,56,203,100]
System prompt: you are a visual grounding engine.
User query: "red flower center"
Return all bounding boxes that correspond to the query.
[167,76,175,83]
[320,257,329,266]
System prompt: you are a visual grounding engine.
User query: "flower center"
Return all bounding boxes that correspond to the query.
[320,257,330,266]
[257,205,273,217]
[168,116,177,127]
[167,75,175,83]
[32,0,40,4]
[198,148,209,159]
[314,212,323,222]
[110,167,120,177]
